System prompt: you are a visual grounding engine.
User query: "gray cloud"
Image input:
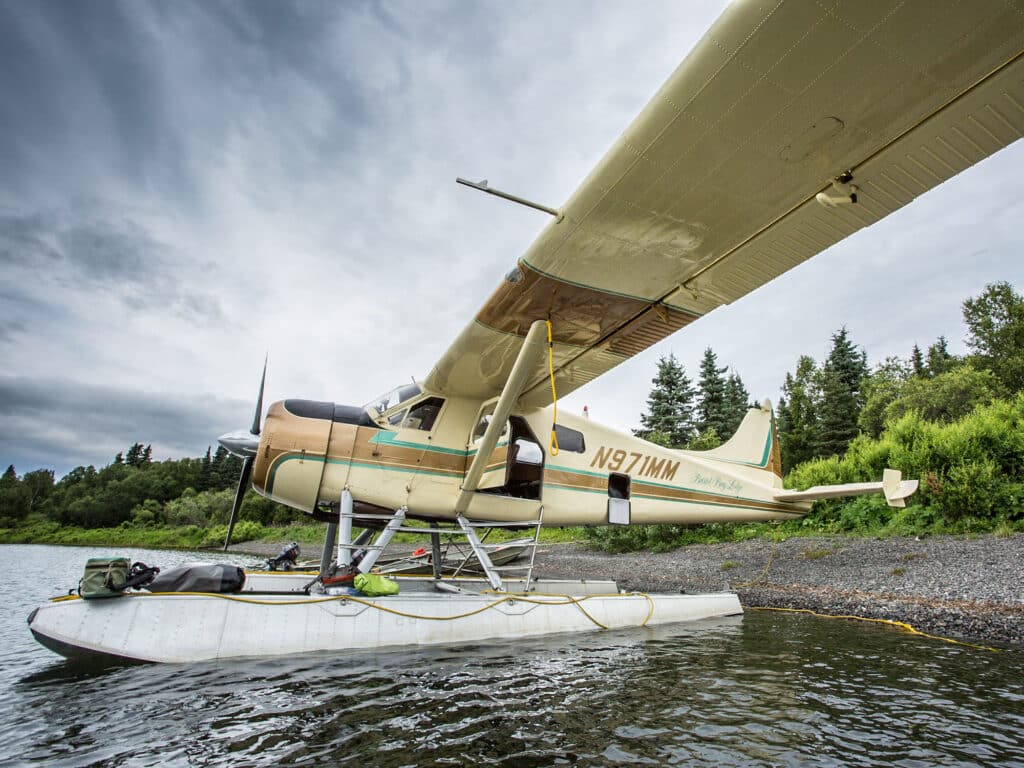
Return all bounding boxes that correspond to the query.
[0,374,251,475]
[0,0,1020,477]
[0,208,226,325]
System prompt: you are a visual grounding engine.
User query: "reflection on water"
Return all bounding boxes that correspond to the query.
[1,545,1022,767]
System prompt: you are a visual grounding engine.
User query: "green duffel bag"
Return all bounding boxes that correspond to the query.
[79,557,130,599]
[354,573,400,597]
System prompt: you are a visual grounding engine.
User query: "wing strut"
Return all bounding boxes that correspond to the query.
[456,319,548,515]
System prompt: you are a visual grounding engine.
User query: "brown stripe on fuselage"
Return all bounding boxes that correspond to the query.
[347,427,467,476]
[476,261,699,357]
[544,467,799,514]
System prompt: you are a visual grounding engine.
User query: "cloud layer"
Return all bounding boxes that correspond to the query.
[1,0,1021,476]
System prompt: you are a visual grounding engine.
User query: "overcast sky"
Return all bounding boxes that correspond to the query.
[1,0,1022,478]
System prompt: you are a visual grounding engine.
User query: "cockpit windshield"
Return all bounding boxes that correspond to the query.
[365,382,422,417]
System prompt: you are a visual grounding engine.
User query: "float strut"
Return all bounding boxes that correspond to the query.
[320,521,338,578]
[339,488,353,567]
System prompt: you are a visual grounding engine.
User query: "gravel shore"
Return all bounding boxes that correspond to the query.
[532,534,1024,647]
[236,533,1023,647]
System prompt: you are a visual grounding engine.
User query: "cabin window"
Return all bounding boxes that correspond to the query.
[403,397,445,431]
[608,472,630,525]
[553,424,585,453]
[471,407,509,442]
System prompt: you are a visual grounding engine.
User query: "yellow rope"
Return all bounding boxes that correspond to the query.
[100,589,656,630]
[546,319,559,456]
[751,606,1003,653]
[733,537,777,588]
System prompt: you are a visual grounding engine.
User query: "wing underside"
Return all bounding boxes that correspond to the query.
[426,0,1024,407]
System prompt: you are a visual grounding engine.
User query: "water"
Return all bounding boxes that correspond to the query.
[1,544,1022,767]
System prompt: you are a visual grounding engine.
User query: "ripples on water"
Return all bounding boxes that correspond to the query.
[1,544,1022,767]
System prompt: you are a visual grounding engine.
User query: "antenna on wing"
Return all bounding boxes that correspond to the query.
[456,177,562,219]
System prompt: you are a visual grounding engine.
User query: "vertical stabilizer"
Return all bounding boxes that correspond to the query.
[695,400,782,477]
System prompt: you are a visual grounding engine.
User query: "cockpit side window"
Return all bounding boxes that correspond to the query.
[402,397,445,431]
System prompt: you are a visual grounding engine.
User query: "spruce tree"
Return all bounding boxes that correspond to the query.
[0,465,29,522]
[722,370,751,441]
[634,353,696,447]
[198,447,213,492]
[696,348,730,439]
[926,335,956,377]
[910,344,926,377]
[815,328,869,457]
[125,443,145,467]
[777,356,819,471]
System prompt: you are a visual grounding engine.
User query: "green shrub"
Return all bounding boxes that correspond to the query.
[202,520,265,547]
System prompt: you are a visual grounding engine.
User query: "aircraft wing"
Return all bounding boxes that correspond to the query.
[425,0,1024,408]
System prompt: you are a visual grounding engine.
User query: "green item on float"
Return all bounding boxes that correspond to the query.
[79,557,130,599]
[354,573,400,596]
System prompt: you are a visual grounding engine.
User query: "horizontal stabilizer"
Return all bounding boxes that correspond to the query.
[774,468,919,508]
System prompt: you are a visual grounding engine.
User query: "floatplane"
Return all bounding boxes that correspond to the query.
[30,1,1024,663]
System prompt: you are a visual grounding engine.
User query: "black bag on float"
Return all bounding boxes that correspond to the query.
[146,563,246,594]
[79,557,130,599]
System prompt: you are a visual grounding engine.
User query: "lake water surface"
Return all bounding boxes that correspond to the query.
[1,544,1022,767]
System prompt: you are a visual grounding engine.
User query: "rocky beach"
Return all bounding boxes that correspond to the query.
[531,534,1024,647]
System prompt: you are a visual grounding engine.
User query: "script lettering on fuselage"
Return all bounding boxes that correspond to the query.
[590,446,680,481]
[692,472,744,495]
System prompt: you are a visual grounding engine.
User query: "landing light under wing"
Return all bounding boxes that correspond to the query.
[426,0,1024,407]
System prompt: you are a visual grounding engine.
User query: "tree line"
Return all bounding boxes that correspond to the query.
[0,443,293,531]
[1,281,1021,543]
[633,347,754,449]
[634,281,1022,472]
[593,280,1023,549]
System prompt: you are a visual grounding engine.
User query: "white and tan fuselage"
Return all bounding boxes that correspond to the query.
[251,392,808,527]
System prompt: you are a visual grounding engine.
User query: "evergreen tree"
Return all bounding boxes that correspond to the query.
[125,443,145,467]
[696,348,730,439]
[815,327,869,457]
[212,446,243,490]
[926,335,956,377]
[0,465,30,523]
[634,353,696,447]
[722,370,751,441]
[963,281,1024,392]
[113,451,124,465]
[142,444,153,464]
[198,446,213,492]
[777,356,819,471]
[910,344,926,377]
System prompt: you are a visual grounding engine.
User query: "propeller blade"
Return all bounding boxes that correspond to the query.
[251,355,267,436]
[223,455,254,551]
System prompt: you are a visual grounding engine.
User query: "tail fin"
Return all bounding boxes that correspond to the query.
[697,401,782,477]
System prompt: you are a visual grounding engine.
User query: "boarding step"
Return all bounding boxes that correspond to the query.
[455,509,544,592]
